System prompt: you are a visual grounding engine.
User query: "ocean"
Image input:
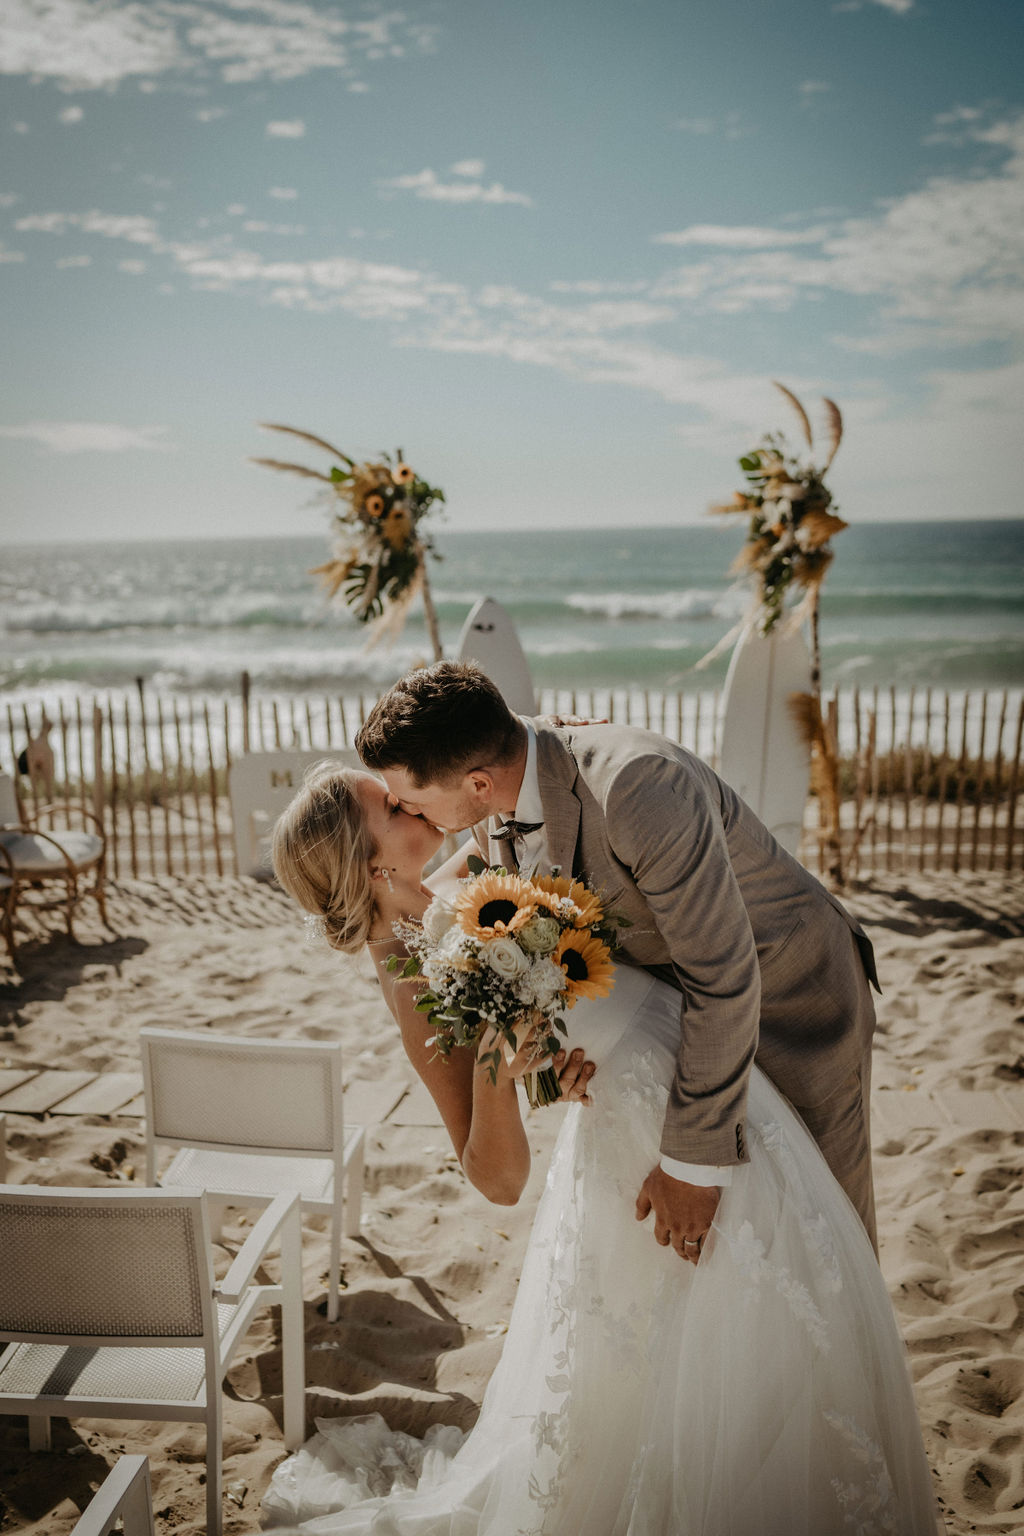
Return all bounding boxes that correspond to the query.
[3,521,1022,711]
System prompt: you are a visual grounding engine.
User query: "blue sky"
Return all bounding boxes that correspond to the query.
[2,0,1022,543]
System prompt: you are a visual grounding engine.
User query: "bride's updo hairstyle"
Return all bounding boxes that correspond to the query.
[272,763,376,954]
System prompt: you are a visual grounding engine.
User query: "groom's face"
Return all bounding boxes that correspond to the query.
[381,764,497,833]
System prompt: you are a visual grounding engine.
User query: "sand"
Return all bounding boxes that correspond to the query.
[0,870,1022,1535]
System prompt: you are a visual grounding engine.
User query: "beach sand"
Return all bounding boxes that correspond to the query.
[0,871,1022,1534]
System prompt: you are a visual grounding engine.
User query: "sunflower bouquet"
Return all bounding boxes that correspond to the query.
[388,858,619,1107]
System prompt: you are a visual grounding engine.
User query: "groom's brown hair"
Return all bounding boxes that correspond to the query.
[356,660,520,786]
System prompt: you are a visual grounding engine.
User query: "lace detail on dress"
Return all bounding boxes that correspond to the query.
[757,1119,844,1295]
[724,1220,832,1353]
[823,1411,900,1535]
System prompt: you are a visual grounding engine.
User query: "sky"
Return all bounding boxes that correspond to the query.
[1,0,1023,544]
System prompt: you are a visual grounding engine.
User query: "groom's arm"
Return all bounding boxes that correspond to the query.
[605,751,760,1169]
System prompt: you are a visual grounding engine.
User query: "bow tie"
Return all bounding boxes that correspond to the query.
[493,818,544,842]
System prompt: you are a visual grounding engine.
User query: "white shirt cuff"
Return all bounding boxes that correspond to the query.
[659,1155,733,1187]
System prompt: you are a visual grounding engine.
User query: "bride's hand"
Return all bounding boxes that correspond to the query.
[552,1046,596,1104]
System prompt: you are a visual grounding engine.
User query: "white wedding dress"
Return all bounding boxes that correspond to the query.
[262,966,940,1535]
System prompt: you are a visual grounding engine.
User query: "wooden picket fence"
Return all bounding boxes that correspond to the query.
[3,682,1022,882]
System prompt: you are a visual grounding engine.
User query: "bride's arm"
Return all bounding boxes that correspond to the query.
[373,947,532,1205]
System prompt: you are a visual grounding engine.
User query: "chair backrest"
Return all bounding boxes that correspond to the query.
[140,1028,344,1162]
[227,748,361,878]
[0,773,20,827]
[0,1186,214,1345]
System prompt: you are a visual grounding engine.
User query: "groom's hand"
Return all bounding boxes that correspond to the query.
[635,1167,720,1264]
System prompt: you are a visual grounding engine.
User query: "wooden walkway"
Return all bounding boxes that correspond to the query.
[0,1068,440,1127]
[0,1067,1021,1134]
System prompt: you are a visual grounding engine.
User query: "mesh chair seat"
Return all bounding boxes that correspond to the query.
[0,829,104,874]
[0,1303,239,1403]
[163,1147,337,1204]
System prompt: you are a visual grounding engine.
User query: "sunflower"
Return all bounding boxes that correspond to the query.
[392,462,416,484]
[554,930,615,1006]
[528,873,605,928]
[455,871,537,940]
[364,491,387,518]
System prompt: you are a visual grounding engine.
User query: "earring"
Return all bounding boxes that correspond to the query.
[373,866,395,892]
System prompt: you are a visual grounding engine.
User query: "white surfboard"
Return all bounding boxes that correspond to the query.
[717,619,813,856]
[456,595,538,714]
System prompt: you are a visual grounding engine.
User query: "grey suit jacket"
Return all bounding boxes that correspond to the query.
[476,722,878,1169]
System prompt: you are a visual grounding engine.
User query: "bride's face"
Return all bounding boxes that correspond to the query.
[353,772,443,880]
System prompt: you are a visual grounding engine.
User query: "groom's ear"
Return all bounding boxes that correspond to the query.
[465,768,496,806]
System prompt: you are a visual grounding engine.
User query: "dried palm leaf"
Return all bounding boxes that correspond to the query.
[363,551,425,651]
[310,555,357,599]
[820,397,843,471]
[772,381,813,452]
[258,422,355,467]
[709,492,757,515]
[797,510,848,551]
[249,457,336,484]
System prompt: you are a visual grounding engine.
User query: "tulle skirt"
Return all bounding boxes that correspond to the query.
[263,972,940,1535]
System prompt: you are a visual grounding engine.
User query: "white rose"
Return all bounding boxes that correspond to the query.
[483,936,528,980]
[422,897,457,945]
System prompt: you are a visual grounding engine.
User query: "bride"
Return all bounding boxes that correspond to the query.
[263,762,940,1535]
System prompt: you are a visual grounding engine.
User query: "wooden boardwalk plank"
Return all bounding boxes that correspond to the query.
[342,1079,410,1128]
[387,1081,446,1128]
[49,1073,144,1116]
[0,1069,38,1097]
[0,1071,98,1114]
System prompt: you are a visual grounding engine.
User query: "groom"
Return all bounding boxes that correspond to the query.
[356,661,881,1260]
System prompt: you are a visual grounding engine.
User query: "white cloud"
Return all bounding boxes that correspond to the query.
[268,186,297,200]
[12,122,30,134]
[673,112,745,140]
[56,253,91,267]
[0,193,18,207]
[242,220,305,235]
[195,106,228,122]
[380,167,533,207]
[117,258,146,273]
[799,80,830,98]
[650,112,1024,349]
[451,159,486,178]
[0,421,172,453]
[266,119,305,138]
[58,104,84,123]
[0,2,434,90]
[654,225,830,249]
[0,244,25,263]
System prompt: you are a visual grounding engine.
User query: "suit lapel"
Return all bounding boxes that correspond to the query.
[533,725,581,877]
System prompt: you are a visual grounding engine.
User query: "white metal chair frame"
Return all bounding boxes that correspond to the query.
[0,1184,304,1536]
[70,1455,154,1536]
[0,771,107,954]
[140,1027,365,1322]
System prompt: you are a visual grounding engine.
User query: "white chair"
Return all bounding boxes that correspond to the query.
[70,1455,154,1536]
[0,1185,304,1536]
[140,1028,365,1323]
[0,770,107,950]
[227,748,360,878]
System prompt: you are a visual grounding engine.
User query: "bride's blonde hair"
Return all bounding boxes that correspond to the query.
[272,763,377,954]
